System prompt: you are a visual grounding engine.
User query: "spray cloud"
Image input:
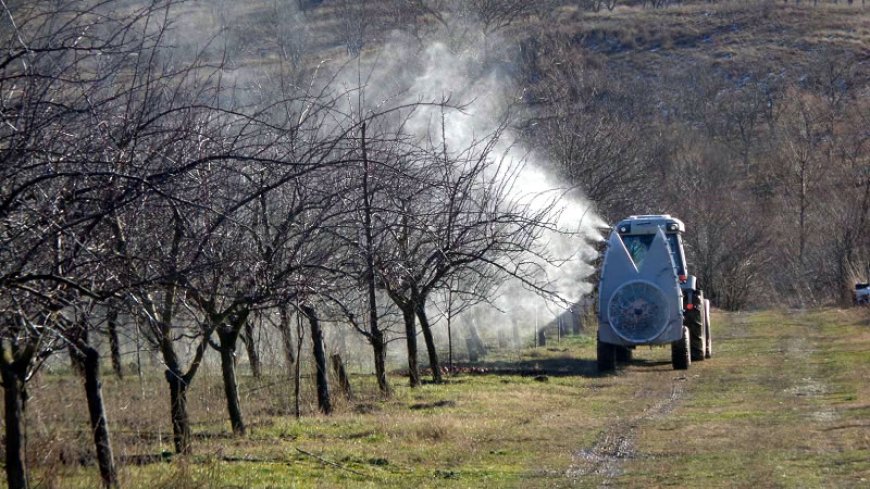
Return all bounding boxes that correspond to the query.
[171,3,607,349]
[333,31,605,340]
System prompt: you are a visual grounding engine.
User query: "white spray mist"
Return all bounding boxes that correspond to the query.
[336,36,606,347]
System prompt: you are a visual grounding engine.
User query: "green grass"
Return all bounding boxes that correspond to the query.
[10,307,870,488]
[628,308,870,489]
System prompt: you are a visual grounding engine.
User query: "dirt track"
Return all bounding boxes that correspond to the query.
[566,362,688,484]
[563,310,870,488]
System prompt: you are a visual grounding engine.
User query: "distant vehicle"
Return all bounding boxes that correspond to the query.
[597,215,711,371]
[856,283,869,306]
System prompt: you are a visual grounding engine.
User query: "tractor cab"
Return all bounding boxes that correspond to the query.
[614,215,695,291]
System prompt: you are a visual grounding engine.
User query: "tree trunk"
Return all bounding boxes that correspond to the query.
[335,326,347,357]
[371,331,390,396]
[362,121,390,397]
[69,344,85,377]
[331,354,353,400]
[1,361,28,489]
[242,321,261,379]
[81,346,118,488]
[217,328,246,435]
[279,307,296,377]
[106,309,123,379]
[301,305,332,414]
[415,300,443,383]
[152,282,212,456]
[447,293,454,370]
[497,329,508,348]
[166,370,192,454]
[294,312,304,418]
[401,304,421,387]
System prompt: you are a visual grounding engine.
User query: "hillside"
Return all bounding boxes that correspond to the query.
[188,2,869,88]
[541,3,869,72]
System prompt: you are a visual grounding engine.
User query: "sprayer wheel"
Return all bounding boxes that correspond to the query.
[615,346,633,363]
[597,339,616,372]
[704,298,712,359]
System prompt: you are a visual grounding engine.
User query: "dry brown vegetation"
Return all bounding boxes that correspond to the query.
[516,1,869,309]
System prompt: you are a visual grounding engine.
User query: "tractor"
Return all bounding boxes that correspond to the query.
[596,215,711,371]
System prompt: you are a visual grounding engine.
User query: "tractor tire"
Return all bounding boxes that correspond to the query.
[597,338,616,372]
[672,326,691,370]
[704,298,712,359]
[615,346,633,363]
[687,292,706,362]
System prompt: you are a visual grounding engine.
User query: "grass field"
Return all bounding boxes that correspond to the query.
[13,307,869,488]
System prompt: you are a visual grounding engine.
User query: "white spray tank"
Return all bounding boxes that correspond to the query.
[598,227,684,345]
[596,215,711,371]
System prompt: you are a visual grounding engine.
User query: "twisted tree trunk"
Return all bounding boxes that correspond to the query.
[371,330,389,396]
[361,121,390,397]
[401,303,421,387]
[415,297,442,383]
[157,301,212,455]
[301,305,332,414]
[166,369,192,454]
[242,320,261,379]
[331,354,353,400]
[217,326,246,435]
[279,307,296,377]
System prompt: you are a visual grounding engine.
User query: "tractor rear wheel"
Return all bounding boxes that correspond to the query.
[688,292,706,362]
[597,338,616,372]
[672,326,691,370]
[704,298,712,359]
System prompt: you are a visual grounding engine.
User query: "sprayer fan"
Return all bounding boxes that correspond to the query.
[607,280,669,343]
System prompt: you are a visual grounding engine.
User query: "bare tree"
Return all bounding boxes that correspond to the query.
[0,0,208,481]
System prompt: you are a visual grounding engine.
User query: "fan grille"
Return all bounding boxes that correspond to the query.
[607,281,669,342]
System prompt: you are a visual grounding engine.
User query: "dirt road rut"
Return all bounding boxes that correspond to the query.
[566,369,688,485]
